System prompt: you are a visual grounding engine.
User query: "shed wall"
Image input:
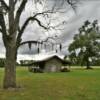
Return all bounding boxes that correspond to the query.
[44,58,62,72]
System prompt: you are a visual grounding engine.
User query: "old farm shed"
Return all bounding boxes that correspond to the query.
[31,55,69,72]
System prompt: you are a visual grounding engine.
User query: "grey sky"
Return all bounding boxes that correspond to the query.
[0,0,100,60]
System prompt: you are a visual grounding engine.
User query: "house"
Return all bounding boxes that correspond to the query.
[30,55,70,72]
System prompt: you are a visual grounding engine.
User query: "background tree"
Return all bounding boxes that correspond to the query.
[0,0,78,89]
[0,58,5,67]
[68,20,100,69]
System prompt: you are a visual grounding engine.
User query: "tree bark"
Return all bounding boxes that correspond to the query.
[3,42,17,89]
[2,0,17,89]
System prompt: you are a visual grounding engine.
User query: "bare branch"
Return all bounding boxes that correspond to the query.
[16,0,78,48]
[0,28,2,33]
[18,40,42,48]
[66,0,78,10]
[33,10,55,18]
[0,10,8,46]
[41,36,56,43]
[15,0,27,30]
[34,18,48,29]
[16,16,49,47]
[0,0,9,11]
[17,10,56,40]
[0,12,7,36]
[14,0,18,5]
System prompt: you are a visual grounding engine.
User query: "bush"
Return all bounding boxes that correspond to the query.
[28,66,43,73]
[60,67,70,72]
[0,58,5,67]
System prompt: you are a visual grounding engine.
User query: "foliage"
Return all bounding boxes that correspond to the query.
[20,60,34,66]
[60,67,70,72]
[0,58,20,67]
[68,20,100,68]
[0,58,5,67]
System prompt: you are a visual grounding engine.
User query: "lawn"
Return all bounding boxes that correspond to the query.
[0,67,100,100]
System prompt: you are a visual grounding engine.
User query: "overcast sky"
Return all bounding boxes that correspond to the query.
[0,0,100,60]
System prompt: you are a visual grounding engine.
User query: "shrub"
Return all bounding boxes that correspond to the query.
[60,67,70,72]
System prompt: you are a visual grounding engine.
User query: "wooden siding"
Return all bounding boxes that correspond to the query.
[44,57,62,72]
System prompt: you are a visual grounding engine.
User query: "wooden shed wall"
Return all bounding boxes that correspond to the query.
[44,58,62,72]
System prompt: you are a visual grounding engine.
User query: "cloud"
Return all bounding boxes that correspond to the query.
[61,1,100,43]
[0,0,100,60]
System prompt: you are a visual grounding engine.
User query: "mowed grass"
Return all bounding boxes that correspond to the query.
[0,67,100,100]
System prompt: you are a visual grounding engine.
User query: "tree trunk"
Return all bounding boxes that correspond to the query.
[86,60,90,69]
[3,44,17,89]
[86,58,92,69]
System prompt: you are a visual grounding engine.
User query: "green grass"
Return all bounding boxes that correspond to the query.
[0,67,100,100]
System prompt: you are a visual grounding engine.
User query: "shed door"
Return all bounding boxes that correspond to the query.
[51,65,57,72]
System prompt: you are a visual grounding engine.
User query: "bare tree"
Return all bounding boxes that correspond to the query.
[0,0,77,89]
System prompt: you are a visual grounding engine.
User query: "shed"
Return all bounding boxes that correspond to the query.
[32,55,70,72]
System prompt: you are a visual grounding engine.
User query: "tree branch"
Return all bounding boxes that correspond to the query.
[16,16,49,47]
[0,12,7,36]
[0,28,2,33]
[41,36,56,43]
[0,10,8,46]
[18,40,42,48]
[16,9,63,48]
[0,0,9,11]
[14,0,18,5]
[17,10,55,39]
[33,10,55,18]
[14,0,27,31]
[65,0,78,11]
[16,0,78,48]
[34,18,48,29]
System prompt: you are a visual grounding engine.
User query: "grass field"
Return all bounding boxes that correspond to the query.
[0,67,100,100]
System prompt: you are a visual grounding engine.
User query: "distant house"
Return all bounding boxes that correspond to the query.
[31,55,70,72]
